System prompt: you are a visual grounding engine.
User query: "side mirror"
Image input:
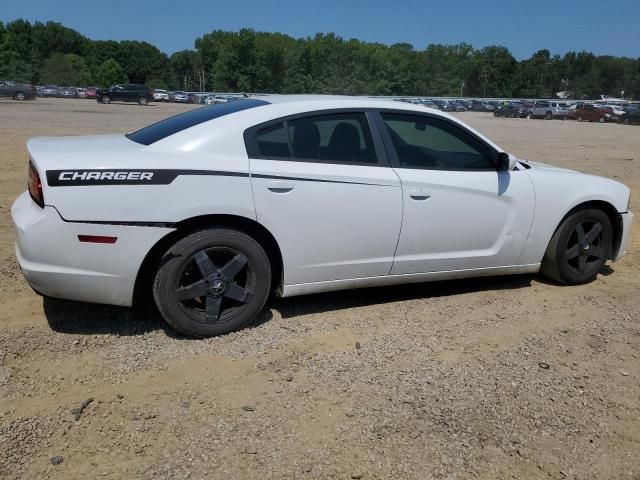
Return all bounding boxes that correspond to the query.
[497,152,517,171]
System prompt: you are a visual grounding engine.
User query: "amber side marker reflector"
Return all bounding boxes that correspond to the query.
[78,235,118,244]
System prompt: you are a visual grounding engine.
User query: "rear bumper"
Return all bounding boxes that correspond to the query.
[614,211,634,261]
[11,191,174,306]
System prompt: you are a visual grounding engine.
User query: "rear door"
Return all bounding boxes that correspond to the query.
[247,110,402,286]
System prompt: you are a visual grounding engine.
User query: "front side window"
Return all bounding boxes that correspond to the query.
[288,113,376,164]
[381,112,495,170]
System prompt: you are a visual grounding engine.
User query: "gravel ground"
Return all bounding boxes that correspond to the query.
[0,98,638,480]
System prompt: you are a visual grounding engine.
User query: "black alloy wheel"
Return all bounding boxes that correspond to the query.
[175,248,253,324]
[563,220,606,277]
[153,228,271,337]
[541,208,612,284]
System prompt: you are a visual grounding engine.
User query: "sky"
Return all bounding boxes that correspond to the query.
[3,0,639,59]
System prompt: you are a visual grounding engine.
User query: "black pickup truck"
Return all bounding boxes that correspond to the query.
[96,84,153,105]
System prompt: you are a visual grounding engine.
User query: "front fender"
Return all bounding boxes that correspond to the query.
[517,167,630,265]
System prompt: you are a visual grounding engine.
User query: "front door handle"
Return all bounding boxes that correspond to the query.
[267,181,294,193]
[409,189,431,200]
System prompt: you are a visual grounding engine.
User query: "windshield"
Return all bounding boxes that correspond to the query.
[126,98,270,146]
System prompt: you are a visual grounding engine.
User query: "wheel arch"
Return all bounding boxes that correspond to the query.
[551,200,623,260]
[132,214,284,308]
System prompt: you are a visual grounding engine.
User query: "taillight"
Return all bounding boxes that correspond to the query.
[28,160,44,208]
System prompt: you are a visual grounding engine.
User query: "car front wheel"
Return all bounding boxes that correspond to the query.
[153,228,272,338]
[541,208,612,285]
[14,91,26,100]
[138,96,148,105]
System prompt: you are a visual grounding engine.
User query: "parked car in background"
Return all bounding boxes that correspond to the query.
[172,91,189,103]
[470,100,494,112]
[575,104,612,123]
[40,85,59,97]
[96,84,153,105]
[188,93,201,104]
[526,101,569,119]
[621,108,640,125]
[76,88,87,98]
[494,102,527,118]
[84,87,98,99]
[57,86,78,98]
[0,80,37,100]
[153,89,169,102]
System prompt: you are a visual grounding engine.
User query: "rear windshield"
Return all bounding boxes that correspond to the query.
[126,98,270,145]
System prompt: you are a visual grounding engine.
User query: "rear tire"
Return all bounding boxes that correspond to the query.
[153,228,271,338]
[623,118,630,125]
[545,111,552,120]
[541,208,611,285]
[576,115,582,122]
[101,95,111,104]
[138,96,148,106]
[599,116,605,123]
[526,111,533,119]
[13,91,26,100]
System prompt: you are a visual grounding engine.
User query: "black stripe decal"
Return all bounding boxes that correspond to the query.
[46,169,248,186]
[251,173,393,187]
[46,169,395,188]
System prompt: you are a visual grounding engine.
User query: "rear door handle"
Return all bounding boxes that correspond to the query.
[409,188,431,200]
[267,181,294,193]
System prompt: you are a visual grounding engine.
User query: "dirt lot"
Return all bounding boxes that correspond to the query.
[0,98,638,480]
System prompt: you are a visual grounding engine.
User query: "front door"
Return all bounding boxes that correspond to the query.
[375,111,535,275]
[248,110,403,286]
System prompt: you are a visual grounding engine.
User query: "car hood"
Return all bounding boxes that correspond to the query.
[520,160,577,173]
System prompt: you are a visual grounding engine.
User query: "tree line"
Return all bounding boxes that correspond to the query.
[1,19,639,99]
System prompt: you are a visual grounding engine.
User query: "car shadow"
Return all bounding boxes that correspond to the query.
[270,274,534,319]
[43,297,274,338]
[45,271,602,338]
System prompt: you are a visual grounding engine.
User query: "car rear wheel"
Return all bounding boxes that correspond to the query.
[576,115,582,122]
[138,96,148,106]
[101,95,111,104]
[13,91,26,101]
[599,116,605,123]
[493,111,498,117]
[545,111,552,120]
[541,208,611,285]
[623,118,630,125]
[153,228,272,338]
[526,111,533,119]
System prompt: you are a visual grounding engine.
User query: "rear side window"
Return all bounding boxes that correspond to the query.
[256,122,290,158]
[127,99,270,145]
[288,113,376,163]
[249,111,378,165]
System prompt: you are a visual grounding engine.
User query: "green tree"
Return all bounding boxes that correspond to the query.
[40,52,91,85]
[96,59,127,87]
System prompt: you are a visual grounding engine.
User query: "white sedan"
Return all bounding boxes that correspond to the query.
[12,96,634,337]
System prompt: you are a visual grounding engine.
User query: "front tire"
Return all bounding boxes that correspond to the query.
[138,96,148,106]
[526,111,533,119]
[545,111,552,120]
[14,91,26,100]
[541,208,612,285]
[599,116,605,123]
[153,228,271,338]
[576,115,582,122]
